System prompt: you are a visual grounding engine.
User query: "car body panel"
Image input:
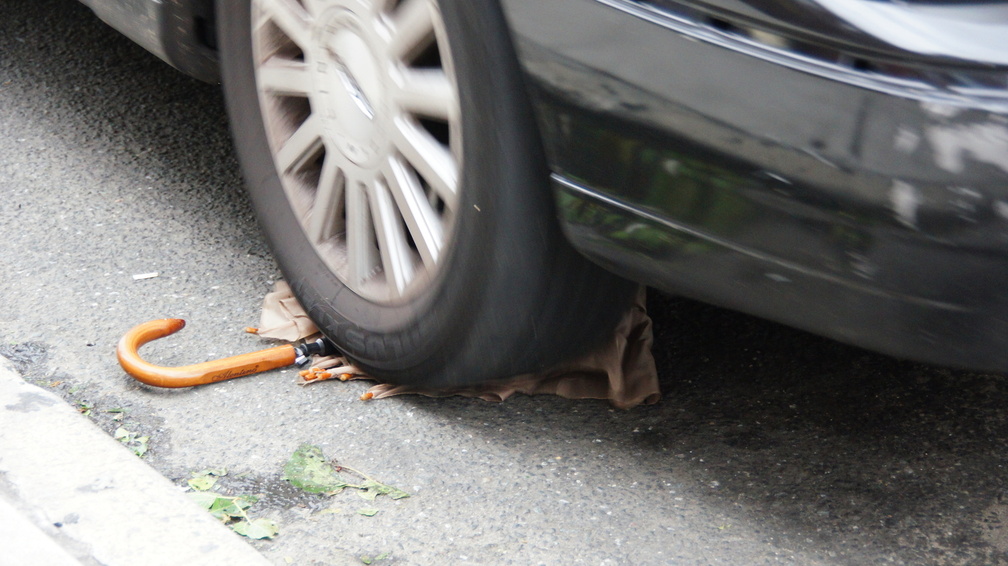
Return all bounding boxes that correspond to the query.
[498,0,1008,370]
[648,0,1008,66]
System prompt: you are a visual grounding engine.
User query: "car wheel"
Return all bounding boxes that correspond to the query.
[218,0,635,386]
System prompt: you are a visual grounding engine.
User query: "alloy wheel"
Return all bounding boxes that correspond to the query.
[251,0,462,303]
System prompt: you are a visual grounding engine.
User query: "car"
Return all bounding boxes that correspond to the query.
[77,0,1008,386]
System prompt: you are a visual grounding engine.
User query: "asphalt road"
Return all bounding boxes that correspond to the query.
[3,1,1008,564]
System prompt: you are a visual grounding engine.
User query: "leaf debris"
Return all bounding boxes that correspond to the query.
[231,517,280,540]
[188,468,227,491]
[282,444,409,509]
[282,444,350,494]
[113,426,148,457]
[186,474,278,540]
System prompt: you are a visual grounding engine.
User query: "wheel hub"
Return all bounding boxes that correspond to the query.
[311,10,388,168]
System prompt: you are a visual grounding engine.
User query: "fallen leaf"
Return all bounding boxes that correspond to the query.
[187,491,219,510]
[113,426,149,457]
[188,475,217,491]
[357,508,379,517]
[188,468,227,491]
[188,491,275,538]
[282,444,349,494]
[232,518,279,540]
[209,497,247,522]
[132,437,149,457]
[358,479,409,501]
[189,492,257,522]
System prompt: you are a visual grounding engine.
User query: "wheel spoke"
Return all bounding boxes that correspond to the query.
[298,0,326,17]
[395,68,457,121]
[257,0,312,49]
[431,4,454,73]
[345,177,380,288]
[369,180,416,296]
[389,0,435,60]
[370,0,399,16]
[258,60,313,97]
[391,117,458,209]
[276,114,324,173]
[383,155,444,267]
[307,152,344,243]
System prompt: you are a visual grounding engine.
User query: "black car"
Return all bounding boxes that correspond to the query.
[77,0,1008,384]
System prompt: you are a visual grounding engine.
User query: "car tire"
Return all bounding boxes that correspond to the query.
[218,0,636,386]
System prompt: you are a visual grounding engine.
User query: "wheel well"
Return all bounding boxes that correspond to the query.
[191,0,217,51]
[162,0,220,82]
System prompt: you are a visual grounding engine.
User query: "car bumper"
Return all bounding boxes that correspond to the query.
[500,0,1008,371]
[77,0,217,82]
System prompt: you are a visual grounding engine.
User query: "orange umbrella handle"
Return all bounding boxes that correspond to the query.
[116,318,298,388]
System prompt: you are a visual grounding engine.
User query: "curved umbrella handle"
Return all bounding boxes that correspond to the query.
[116,318,297,388]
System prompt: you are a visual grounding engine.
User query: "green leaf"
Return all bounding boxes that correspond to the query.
[132,437,149,458]
[360,556,373,565]
[375,552,390,560]
[388,488,410,500]
[282,444,349,494]
[207,494,256,521]
[358,479,408,500]
[360,480,390,494]
[188,475,217,491]
[235,495,259,508]
[187,491,219,510]
[189,491,270,536]
[357,508,379,517]
[113,427,149,458]
[187,468,226,491]
[231,518,279,540]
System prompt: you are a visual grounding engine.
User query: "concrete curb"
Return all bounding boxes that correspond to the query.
[0,356,272,566]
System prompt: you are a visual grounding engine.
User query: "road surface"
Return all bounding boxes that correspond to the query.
[2,1,1007,564]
